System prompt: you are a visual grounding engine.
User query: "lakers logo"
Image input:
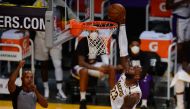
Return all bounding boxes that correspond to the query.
[117,80,124,97]
[110,86,118,100]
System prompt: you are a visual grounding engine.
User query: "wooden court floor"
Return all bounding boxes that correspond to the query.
[0,100,112,109]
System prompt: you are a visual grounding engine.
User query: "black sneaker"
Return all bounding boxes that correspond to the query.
[141,105,148,109]
[80,99,87,109]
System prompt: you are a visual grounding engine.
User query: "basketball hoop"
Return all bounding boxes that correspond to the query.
[70,19,118,56]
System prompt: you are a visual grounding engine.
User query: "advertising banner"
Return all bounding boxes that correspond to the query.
[0,6,46,31]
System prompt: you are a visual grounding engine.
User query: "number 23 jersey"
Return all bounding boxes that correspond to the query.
[110,73,142,109]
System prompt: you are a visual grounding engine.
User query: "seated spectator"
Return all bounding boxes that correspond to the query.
[128,40,167,109]
[170,41,190,109]
[72,31,116,109]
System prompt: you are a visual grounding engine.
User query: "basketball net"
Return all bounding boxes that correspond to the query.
[87,29,113,59]
[70,19,118,58]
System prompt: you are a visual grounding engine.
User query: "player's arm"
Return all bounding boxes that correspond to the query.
[166,0,188,10]
[120,56,131,72]
[118,24,130,71]
[120,93,141,109]
[8,60,25,93]
[30,84,48,108]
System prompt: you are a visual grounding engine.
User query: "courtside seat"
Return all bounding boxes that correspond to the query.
[146,0,172,30]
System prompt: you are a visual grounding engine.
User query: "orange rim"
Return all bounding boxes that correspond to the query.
[82,21,118,30]
[70,19,118,36]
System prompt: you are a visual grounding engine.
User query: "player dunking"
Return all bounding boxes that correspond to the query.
[110,66,142,109]
[108,3,142,109]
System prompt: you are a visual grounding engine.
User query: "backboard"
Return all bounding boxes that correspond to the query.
[45,0,94,48]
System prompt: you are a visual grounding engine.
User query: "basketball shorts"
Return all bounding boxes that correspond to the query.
[170,65,190,87]
[34,31,62,61]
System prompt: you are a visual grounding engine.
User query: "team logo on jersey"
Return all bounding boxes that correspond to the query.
[117,80,124,97]
[110,86,118,100]
[110,80,124,100]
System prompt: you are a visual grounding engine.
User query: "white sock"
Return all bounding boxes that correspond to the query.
[175,80,185,109]
[52,59,63,81]
[80,92,86,101]
[43,82,49,89]
[56,83,62,92]
[56,82,67,98]
[176,94,184,109]
[43,82,49,98]
[141,99,147,107]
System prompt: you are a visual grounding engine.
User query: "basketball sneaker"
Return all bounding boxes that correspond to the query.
[80,99,87,109]
[56,91,67,100]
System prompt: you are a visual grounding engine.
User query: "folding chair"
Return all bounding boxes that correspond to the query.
[146,0,172,30]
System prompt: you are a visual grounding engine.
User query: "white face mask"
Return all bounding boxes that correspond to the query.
[131,46,140,54]
[89,32,98,40]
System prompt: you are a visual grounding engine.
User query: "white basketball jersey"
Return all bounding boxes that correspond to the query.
[110,73,141,109]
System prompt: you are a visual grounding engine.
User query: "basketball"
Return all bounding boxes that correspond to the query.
[107,3,126,23]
